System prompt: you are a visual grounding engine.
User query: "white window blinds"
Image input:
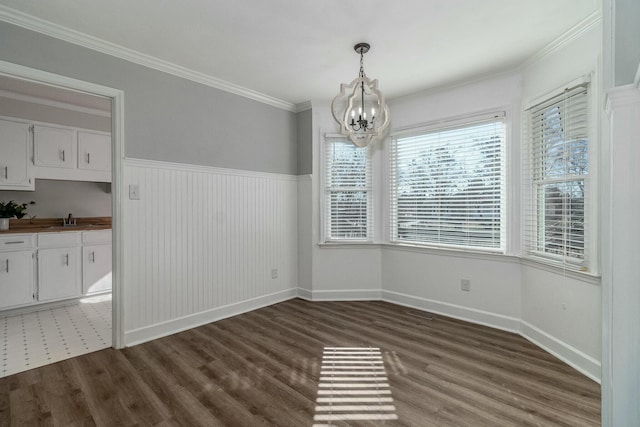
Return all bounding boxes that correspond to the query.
[390,116,506,251]
[324,138,373,241]
[523,84,590,270]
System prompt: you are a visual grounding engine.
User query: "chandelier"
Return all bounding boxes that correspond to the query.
[331,42,390,147]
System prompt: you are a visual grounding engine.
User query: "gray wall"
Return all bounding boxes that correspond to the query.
[296,109,312,175]
[0,179,112,218]
[0,97,111,131]
[0,22,298,174]
[615,0,640,85]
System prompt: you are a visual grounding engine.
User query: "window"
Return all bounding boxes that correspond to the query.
[523,84,590,270]
[390,115,506,251]
[323,137,373,241]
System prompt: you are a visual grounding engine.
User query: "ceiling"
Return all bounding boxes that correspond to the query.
[0,74,112,112]
[0,1,599,107]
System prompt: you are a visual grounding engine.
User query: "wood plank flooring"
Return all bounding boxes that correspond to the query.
[0,299,600,426]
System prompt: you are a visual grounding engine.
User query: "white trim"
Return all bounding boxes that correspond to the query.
[522,11,601,69]
[0,89,111,117]
[0,5,296,113]
[296,101,312,112]
[296,287,313,301]
[111,90,125,350]
[0,59,126,350]
[125,288,297,346]
[124,157,299,182]
[605,84,640,113]
[524,74,592,111]
[381,290,521,333]
[520,321,601,383]
[298,288,382,301]
[390,108,506,138]
[520,257,601,285]
[318,243,383,250]
[635,63,640,88]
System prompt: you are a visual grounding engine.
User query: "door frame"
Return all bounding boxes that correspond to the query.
[0,59,125,348]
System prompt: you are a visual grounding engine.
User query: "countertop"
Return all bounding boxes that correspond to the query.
[0,217,112,234]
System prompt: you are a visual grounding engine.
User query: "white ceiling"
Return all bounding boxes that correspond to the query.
[0,74,112,112]
[0,1,599,107]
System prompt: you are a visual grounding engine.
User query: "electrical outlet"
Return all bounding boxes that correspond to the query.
[129,184,140,200]
[461,279,471,291]
[271,268,278,279]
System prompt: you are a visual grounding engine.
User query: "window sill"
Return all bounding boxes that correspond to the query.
[520,256,601,285]
[318,242,382,249]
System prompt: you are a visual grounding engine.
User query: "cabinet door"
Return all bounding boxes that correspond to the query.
[0,250,35,309]
[38,247,81,302]
[34,125,75,169]
[78,131,111,172]
[83,244,112,294]
[0,119,34,190]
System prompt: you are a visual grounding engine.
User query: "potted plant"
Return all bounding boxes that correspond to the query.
[0,200,35,230]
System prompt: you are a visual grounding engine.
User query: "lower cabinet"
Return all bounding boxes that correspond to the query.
[0,230,112,312]
[37,246,81,302]
[82,244,112,294]
[0,250,35,309]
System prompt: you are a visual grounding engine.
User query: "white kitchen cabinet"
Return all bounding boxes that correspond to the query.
[82,244,112,294]
[0,118,34,190]
[0,250,35,309]
[33,123,111,183]
[33,124,76,169]
[37,246,81,302]
[82,230,112,295]
[78,131,111,172]
[36,232,81,302]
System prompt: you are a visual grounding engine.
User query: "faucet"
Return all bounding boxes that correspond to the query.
[63,213,77,227]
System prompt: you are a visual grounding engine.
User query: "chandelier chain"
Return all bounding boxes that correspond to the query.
[359,50,365,78]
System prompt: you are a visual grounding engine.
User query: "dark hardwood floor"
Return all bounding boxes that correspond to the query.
[0,299,600,426]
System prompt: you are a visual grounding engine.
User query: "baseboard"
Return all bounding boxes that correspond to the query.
[520,321,601,383]
[381,290,520,333]
[124,288,297,346]
[297,288,382,301]
[296,287,313,300]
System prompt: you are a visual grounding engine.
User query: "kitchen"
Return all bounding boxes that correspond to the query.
[0,75,113,377]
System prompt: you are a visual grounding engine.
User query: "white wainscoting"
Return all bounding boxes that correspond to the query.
[123,158,298,345]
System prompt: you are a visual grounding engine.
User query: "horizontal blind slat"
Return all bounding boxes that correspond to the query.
[391,117,505,250]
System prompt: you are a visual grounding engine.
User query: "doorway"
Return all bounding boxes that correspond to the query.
[0,60,124,377]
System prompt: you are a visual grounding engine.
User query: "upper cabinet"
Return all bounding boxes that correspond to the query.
[0,119,35,191]
[33,124,111,183]
[33,125,76,169]
[78,131,111,173]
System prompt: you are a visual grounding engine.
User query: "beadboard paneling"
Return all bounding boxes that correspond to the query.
[123,158,297,343]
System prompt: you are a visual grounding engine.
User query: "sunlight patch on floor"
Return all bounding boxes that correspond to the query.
[312,346,399,425]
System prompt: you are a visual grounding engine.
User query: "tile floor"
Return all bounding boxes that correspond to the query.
[1,293,112,378]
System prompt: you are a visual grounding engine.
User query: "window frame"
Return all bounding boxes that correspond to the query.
[522,76,598,275]
[321,133,374,244]
[388,111,508,253]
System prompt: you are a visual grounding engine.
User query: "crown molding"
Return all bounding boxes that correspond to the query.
[0,89,111,117]
[295,101,312,112]
[0,5,297,113]
[522,10,601,69]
